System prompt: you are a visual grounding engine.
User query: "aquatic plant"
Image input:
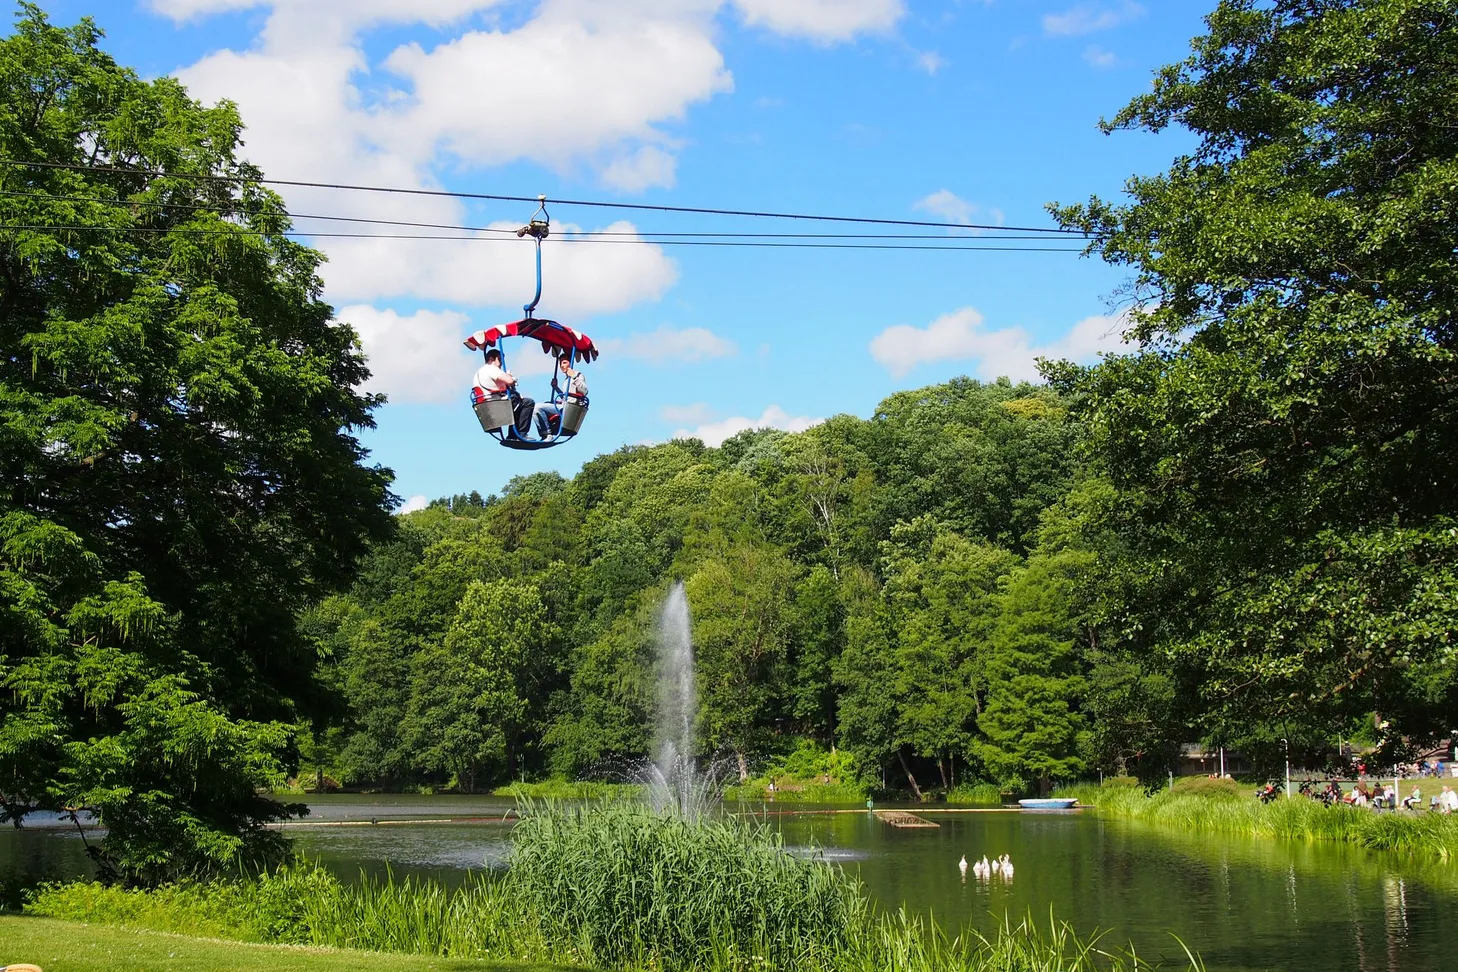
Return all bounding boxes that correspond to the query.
[506,800,861,969]
[947,782,1004,805]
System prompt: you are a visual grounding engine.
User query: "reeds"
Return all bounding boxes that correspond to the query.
[947,782,1004,806]
[505,800,862,970]
[1066,782,1458,859]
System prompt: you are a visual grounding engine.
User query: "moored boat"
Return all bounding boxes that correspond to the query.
[1017,798,1078,810]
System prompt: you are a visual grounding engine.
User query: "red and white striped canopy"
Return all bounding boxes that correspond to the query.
[463,318,599,362]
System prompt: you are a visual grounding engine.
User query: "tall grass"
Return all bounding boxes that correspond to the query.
[29,801,1199,972]
[1065,782,1458,860]
[947,782,1004,806]
[506,800,860,970]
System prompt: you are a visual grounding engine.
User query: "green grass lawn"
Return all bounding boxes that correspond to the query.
[0,915,574,972]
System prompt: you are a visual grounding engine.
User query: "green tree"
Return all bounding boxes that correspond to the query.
[400,579,548,792]
[882,519,1019,790]
[832,566,899,791]
[1050,0,1458,747]
[0,8,392,883]
[687,542,798,779]
[973,553,1090,793]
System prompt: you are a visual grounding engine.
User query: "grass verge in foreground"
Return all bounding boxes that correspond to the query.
[0,915,563,972]
[25,802,1199,972]
[1065,782,1458,860]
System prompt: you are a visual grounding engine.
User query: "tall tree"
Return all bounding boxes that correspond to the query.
[1050,0,1458,748]
[687,541,797,779]
[882,519,1019,789]
[0,7,392,882]
[400,579,547,792]
[973,552,1090,793]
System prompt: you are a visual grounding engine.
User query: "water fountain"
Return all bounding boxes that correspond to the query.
[642,582,725,817]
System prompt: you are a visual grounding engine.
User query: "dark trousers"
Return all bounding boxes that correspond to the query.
[512,396,536,436]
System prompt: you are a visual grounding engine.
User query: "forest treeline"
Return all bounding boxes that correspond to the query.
[304,381,1100,796]
[4,0,1455,882]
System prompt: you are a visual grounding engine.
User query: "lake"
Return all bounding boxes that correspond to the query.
[5,794,1456,972]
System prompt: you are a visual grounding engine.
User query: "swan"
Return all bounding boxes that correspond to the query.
[958,854,968,874]
[1000,854,1013,877]
[972,856,990,879]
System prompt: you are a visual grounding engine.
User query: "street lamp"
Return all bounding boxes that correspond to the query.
[1282,738,1291,799]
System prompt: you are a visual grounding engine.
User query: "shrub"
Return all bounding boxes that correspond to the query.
[1170,776,1242,798]
[1102,775,1142,789]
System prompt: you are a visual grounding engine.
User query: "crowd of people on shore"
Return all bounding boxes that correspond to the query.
[1300,780,1458,812]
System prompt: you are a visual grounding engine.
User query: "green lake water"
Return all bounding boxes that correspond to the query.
[5,795,1457,972]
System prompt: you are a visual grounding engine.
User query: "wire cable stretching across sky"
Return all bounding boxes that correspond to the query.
[0,158,1087,237]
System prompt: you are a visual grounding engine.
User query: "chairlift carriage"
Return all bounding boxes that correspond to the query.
[465,196,598,450]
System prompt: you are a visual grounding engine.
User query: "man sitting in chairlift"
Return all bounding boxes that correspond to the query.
[474,348,535,436]
[533,354,588,439]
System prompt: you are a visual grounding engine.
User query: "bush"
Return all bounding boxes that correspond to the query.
[724,740,869,803]
[1102,775,1142,789]
[1170,776,1242,798]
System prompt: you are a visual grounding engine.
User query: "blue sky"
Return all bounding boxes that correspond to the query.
[37,0,1207,507]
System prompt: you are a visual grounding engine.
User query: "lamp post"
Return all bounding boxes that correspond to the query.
[1283,738,1291,799]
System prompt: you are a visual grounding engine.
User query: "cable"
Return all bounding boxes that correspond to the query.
[0,222,1086,252]
[0,188,1081,240]
[0,158,1081,235]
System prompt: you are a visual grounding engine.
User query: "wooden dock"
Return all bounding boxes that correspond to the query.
[873,809,939,828]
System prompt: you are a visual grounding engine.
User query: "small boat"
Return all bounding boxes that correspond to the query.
[1017,798,1078,810]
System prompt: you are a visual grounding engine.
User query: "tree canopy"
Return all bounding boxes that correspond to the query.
[0,6,392,883]
[1050,0,1458,754]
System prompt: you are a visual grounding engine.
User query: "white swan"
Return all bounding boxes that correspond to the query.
[1000,854,1013,878]
[958,854,968,874]
[973,855,990,879]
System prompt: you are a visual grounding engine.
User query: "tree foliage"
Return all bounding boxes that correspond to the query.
[0,6,392,883]
[1050,0,1458,751]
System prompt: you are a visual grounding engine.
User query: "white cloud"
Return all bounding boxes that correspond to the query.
[660,402,717,424]
[397,494,430,514]
[600,325,737,364]
[167,0,910,317]
[675,405,822,446]
[381,15,732,173]
[731,0,904,42]
[602,146,680,192]
[1083,45,1118,68]
[1042,1,1144,37]
[341,305,476,404]
[913,189,976,225]
[916,51,946,75]
[868,307,1133,381]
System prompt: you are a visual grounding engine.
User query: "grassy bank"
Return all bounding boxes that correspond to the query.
[1066,781,1458,860]
[23,802,1197,972]
[723,779,867,803]
[0,915,551,972]
[493,781,642,800]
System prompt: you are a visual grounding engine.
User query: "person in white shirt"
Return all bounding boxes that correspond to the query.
[472,349,535,435]
[532,355,588,438]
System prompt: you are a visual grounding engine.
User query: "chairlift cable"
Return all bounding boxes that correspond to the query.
[0,222,1085,252]
[0,158,1081,235]
[0,189,1081,240]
